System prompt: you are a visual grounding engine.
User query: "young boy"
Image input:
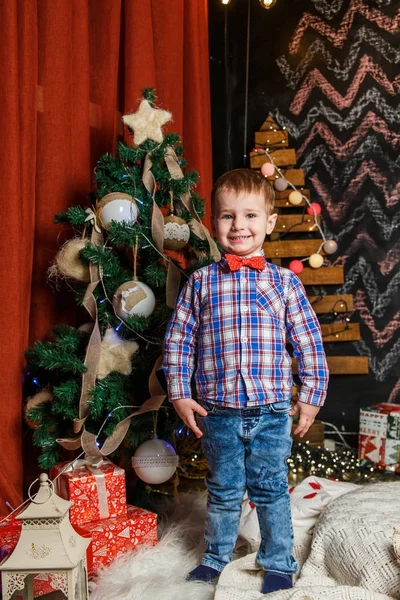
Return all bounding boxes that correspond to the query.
[163,169,329,594]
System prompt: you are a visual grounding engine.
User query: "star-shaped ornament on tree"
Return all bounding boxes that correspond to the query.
[96,327,139,380]
[122,99,172,146]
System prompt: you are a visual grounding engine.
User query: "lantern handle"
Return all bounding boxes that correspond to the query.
[28,473,55,504]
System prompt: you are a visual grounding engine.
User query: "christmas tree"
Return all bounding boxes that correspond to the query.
[24,88,220,471]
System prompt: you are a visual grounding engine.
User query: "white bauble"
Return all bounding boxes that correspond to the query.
[132,439,179,484]
[97,192,138,230]
[113,280,155,319]
[163,215,190,250]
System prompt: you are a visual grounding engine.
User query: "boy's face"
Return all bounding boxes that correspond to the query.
[213,189,277,257]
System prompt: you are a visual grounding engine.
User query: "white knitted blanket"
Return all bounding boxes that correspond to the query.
[215,482,400,600]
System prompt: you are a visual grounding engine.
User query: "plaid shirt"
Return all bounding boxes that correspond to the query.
[163,256,329,408]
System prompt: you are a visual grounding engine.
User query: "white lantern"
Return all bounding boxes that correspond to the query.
[0,473,91,600]
[132,439,179,484]
[96,192,138,230]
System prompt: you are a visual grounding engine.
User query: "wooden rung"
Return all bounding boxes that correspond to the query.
[275,214,320,233]
[277,169,305,186]
[259,115,281,131]
[275,189,310,200]
[321,323,360,342]
[292,356,369,375]
[263,240,324,258]
[275,199,307,208]
[292,420,324,444]
[274,189,310,208]
[250,149,296,169]
[255,130,289,147]
[298,267,344,285]
[309,294,354,313]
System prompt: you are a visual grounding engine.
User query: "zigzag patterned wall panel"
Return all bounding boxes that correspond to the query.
[272,0,400,404]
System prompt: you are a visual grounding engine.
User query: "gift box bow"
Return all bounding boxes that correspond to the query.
[54,455,116,519]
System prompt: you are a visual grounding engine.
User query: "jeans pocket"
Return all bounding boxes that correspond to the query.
[199,400,218,415]
[268,401,291,414]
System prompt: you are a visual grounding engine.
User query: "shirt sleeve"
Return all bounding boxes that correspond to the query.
[163,274,200,401]
[285,273,329,406]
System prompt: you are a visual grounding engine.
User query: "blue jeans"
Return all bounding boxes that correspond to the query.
[197,400,298,574]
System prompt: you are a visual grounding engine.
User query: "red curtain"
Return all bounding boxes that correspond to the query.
[0,0,212,514]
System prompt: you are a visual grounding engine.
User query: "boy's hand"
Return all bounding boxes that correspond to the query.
[290,401,320,438]
[172,398,208,438]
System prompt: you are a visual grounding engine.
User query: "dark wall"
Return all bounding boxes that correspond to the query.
[209,0,400,440]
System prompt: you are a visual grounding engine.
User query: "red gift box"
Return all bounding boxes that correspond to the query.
[359,403,400,470]
[76,504,158,574]
[0,515,21,563]
[13,573,71,598]
[50,458,127,525]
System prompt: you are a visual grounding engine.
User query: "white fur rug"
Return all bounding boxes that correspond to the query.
[88,478,361,600]
[89,491,215,600]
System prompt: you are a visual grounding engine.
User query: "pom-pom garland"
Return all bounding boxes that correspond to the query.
[253,147,337,268]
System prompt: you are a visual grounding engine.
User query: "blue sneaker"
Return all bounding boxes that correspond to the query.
[262,571,293,594]
[186,564,220,583]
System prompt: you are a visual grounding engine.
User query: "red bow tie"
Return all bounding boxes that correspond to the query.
[225,254,265,271]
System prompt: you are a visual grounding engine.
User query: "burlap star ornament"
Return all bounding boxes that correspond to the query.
[122,99,172,146]
[97,327,139,380]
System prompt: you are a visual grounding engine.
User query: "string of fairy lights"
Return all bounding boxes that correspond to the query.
[222,0,277,9]
[252,117,351,342]
[252,123,338,273]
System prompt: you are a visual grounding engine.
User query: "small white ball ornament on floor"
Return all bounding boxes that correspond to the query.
[163,215,191,250]
[96,192,138,230]
[132,438,179,484]
[113,280,156,319]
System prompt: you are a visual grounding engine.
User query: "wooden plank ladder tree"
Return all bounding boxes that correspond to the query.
[251,116,368,440]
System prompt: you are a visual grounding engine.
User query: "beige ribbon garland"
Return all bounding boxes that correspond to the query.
[163,146,221,262]
[57,226,104,451]
[143,145,220,308]
[166,261,181,309]
[80,355,167,458]
[143,151,182,308]
[142,152,165,253]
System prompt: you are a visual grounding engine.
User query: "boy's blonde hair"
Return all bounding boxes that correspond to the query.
[211,168,275,216]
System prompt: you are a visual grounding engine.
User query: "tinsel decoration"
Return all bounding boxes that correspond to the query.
[288,442,387,484]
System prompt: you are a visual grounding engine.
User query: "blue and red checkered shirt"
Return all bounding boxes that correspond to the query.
[163,256,329,408]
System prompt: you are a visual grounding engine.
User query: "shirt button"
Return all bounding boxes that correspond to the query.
[242,337,248,343]
[242,306,249,312]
